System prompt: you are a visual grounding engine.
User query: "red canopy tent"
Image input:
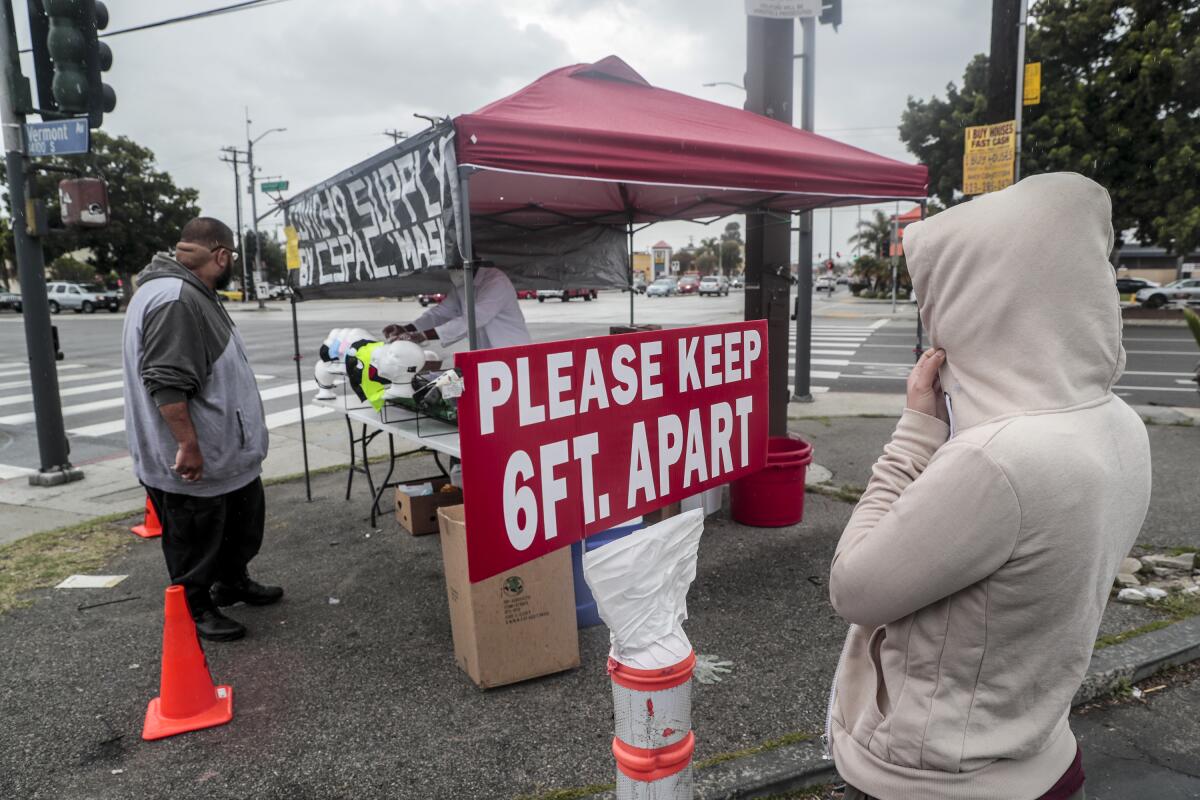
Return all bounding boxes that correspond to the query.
[453,55,927,228]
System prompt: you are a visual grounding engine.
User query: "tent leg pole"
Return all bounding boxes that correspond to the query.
[459,168,478,350]
[914,199,927,362]
[290,291,312,502]
[627,220,634,326]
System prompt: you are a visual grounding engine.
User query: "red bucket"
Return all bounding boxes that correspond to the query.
[730,436,813,527]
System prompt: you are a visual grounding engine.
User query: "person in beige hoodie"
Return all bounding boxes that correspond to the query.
[827,173,1152,800]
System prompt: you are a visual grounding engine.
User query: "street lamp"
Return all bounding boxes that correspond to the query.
[701,81,745,90]
[246,112,285,309]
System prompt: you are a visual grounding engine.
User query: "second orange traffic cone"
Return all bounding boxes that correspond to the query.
[143,586,234,741]
[131,497,162,539]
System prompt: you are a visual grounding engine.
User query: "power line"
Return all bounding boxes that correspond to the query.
[18,0,294,52]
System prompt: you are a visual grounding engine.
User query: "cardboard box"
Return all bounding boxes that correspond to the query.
[395,478,463,536]
[642,501,681,525]
[437,505,580,688]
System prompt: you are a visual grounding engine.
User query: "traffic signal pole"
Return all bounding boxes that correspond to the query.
[744,13,794,435]
[0,0,80,485]
[791,15,815,402]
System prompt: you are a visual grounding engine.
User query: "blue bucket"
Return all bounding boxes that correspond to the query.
[572,519,643,629]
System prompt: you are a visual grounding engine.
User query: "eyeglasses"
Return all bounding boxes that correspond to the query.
[210,245,240,263]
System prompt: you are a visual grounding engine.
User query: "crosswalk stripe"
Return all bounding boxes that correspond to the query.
[0,463,36,480]
[812,359,850,367]
[263,404,336,429]
[0,363,85,379]
[0,395,124,424]
[0,379,125,407]
[68,381,318,437]
[0,368,123,391]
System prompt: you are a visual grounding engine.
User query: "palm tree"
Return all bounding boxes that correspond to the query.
[847,209,894,260]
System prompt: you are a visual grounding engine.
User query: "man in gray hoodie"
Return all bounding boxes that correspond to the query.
[122,217,281,642]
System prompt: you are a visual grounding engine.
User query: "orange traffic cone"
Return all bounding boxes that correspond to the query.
[142,586,234,741]
[131,497,162,539]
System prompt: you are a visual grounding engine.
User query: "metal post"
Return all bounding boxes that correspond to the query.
[246,110,266,309]
[1013,0,1029,182]
[890,201,899,312]
[745,12,794,434]
[283,202,311,502]
[791,14,815,402]
[458,167,479,350]
[228,153,247,301]
[914,200,927,361]
[627,220,635,326]
[0,0,80,485]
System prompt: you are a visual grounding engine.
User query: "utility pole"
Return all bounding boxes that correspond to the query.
[744,13,794,435]
[1013,0,1029,181]
[986,0,1021,124]
[0,0,79,485]
[220,147,249,301]
[245,109,284,310]
[791,15,815,402]
[383,129,407,145]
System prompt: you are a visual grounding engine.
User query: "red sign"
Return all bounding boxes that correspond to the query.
[455,321,769,582]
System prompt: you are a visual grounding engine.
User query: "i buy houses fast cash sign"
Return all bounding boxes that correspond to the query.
[962,121,1016,196]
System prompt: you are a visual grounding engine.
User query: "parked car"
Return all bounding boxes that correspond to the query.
[217,289,244,302]
[676,275,700,295]
[45,281,120,313]
[627,276,647,294]
[516,289,538,300]
[1115,277,1159,295]
[698,275,730,296]
[730,275,744,289]
[537,288,597,302]
[836,275,849,285]
[1136,278,1200,309]
[646,277,677,297]
[417,292,446,306]
[0,290,20,312]
[815,276,837,292]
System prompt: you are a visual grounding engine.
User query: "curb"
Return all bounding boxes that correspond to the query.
[579,616,1200,800]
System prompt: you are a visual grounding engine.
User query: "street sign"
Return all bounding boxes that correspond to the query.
[25,118,88,157]
[261,180,289,193]
[455,321,770,582]
[962,120,1016,196]
[1023,62,1041,106]
[284,226,300,270]
[745,0,820,18]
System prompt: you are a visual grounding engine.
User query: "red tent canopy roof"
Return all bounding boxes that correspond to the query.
[454,56,927,226]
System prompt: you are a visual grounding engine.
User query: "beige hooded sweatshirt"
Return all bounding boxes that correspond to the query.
[827,173,1152,799]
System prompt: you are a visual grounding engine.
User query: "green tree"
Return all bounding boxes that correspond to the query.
[848,209,894,260]
[719,221,744,275]
[674,247,696,274]
[242,229,287,286]
[899,1,1200,253]
[48,255,97,283]
[1,131,200,296]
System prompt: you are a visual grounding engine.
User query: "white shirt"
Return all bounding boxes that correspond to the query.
[412,267,532,350]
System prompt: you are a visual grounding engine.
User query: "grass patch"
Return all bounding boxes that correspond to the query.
[0,518,133,614]
[761,786,835,800]
[1162,546,1199,557]
[695,730,817,770]
[1095,619,1175,650]
[808,483,864,504]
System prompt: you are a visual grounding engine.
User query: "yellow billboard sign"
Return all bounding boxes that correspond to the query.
[1023,62,1041,106]
[962,120,1016,196]
[285,225,301,270]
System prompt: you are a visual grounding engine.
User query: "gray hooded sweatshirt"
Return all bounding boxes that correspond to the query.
[828,173,1151,799]
[122,254,268,497]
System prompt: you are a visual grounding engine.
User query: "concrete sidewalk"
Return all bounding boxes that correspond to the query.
[1,416,1197,799]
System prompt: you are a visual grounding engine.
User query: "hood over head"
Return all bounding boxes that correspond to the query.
[904,172,1123,431]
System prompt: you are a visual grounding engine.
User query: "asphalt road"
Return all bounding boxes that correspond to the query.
[0,288,1195,475]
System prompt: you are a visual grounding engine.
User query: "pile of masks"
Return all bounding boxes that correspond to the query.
[314,328,442,412]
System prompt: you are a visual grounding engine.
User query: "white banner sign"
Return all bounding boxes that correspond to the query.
[745,0,820,18]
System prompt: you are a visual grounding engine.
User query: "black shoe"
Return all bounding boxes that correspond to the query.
[211,577,284,607]
[192,607,246,642]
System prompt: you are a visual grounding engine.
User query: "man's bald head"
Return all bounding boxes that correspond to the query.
[180,217,234,250]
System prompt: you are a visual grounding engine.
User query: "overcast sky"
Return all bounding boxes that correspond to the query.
[15,0,991,264]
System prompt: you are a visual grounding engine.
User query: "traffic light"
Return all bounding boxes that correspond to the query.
[819,0,842,31]
[27,0,115,128]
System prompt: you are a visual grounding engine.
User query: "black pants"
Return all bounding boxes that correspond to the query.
[144,477,266,615]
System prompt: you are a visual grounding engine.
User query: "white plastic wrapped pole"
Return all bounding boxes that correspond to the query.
[583,509,705,799]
